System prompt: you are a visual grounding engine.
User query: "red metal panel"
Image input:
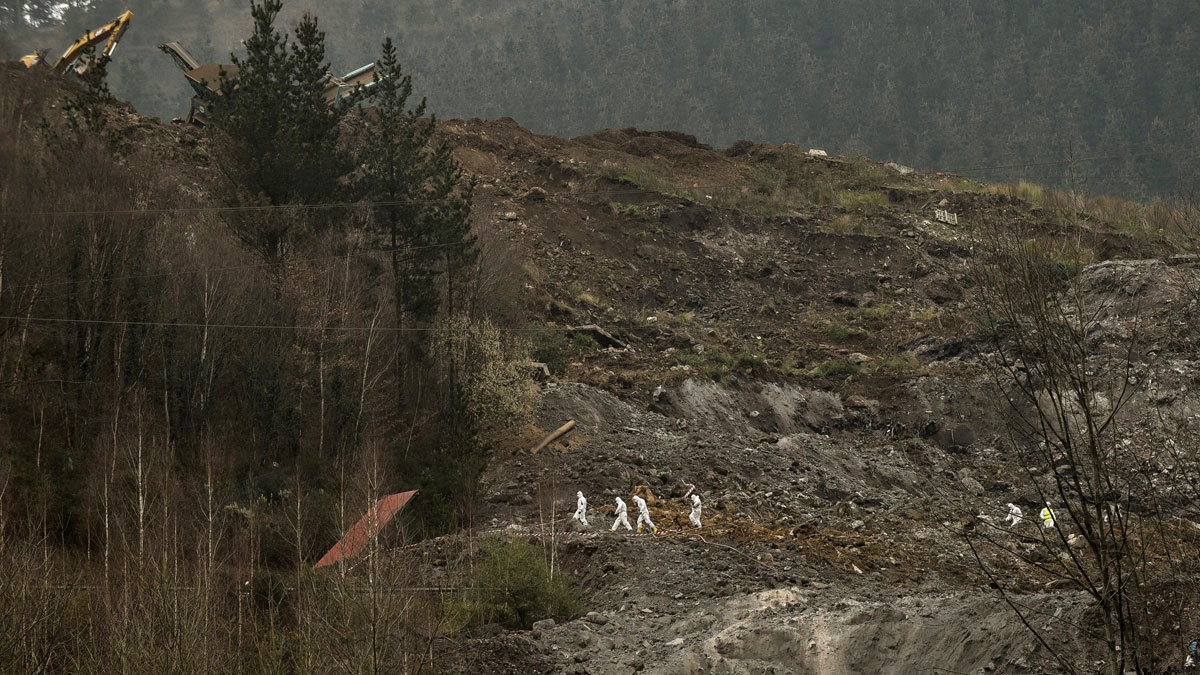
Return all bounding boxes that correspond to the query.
[315,490,417,568]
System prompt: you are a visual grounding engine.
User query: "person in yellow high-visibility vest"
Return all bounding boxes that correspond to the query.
[1040,503,1055,529]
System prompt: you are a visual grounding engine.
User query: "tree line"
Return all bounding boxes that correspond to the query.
[6,0,1199,200]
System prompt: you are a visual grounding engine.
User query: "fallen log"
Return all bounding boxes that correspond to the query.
[531,420,576,453]
[567,324,628,350]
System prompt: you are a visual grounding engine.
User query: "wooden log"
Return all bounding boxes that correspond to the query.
[531,420,576,453]
[566,324,627,350]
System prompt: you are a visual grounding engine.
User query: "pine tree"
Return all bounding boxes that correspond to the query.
[207,1,355,261]
[356,38,439,327]
[355,38,476,400]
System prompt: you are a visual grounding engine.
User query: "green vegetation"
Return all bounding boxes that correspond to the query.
[825,320,866,343]
[600,163,679,195]
[673,347,764,380]
[571,332,602,352]
[745,164,787,196]
[530,329,603,375]
[984,180,1199,251]
[871,354,920,376]
[12,2,1197,200]
[468,538,581,630]
[809,359,860,378]
[832,190,889,209]
[569,283,612,312]
[531,330,573,374]
[609,201,666,221]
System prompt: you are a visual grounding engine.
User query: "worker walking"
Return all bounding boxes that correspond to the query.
[689,494,703,528]
[633,494,657,533]
[572,491,588,527]
[1040,503,1055,529]
[1004,503,1022,528]
[611,496,632,532]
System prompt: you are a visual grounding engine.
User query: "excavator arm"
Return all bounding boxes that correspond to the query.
[158,41,200,73]
[24,10,133,74]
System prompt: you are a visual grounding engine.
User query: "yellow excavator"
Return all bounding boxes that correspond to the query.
[21,10,133,76]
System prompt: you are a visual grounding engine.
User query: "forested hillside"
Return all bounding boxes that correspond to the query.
[5,0,1199,200]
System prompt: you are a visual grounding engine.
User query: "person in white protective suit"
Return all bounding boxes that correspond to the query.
[1040,503,1055,529]
[1003,502,1022,528]
[611,496,632,531]
[633,494,657,533]
[572,491,588,527]
[689,494,703,528]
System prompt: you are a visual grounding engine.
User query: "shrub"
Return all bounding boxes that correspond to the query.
[825,321,866,342]
[734,351,765,369]
[531,330,572,375]
[529,330,602,375]
[471,538,580,629]
[571,332,602,352]
[809,359,859,378]
[845,158,889,188]
[745,164,787,196]
[429,316,537,430]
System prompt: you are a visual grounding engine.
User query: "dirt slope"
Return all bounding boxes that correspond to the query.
[426,118,1198,672]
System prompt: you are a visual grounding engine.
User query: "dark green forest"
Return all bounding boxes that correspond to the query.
[4,0,1198,200]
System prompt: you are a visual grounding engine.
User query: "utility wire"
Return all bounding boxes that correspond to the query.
[0,314,655,333]
[3,147,1197,221]
[0,183,747,220]
[5,171,1196,295]
[0,240,468,293]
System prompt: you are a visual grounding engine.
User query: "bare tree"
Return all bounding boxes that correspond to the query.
[968,218,1200,673]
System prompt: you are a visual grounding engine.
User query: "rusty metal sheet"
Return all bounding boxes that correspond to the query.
[315,490,417,568]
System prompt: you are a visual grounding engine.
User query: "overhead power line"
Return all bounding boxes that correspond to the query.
[2,144,1196,221]
[0,314,653,333]
[0,183,747,220]
[0,240,468,293]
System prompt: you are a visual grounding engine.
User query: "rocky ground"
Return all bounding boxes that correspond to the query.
[419,123,1199,672]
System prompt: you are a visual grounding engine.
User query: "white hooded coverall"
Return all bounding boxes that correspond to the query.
[633,495,656,533]
[572,491,588,527]
[1004,503,1022,528]
[689,494,702,528]
[611,497,632,531]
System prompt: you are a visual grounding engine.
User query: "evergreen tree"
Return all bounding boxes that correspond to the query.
[355,38,479,523]
[207,0,355,260]
[355,38,476,379]
[356,38,440,328]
